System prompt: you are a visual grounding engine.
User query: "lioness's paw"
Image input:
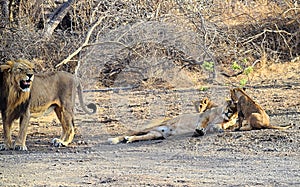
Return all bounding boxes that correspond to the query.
[51,138,66,147]
[14,145,28,151]
[107,137,120,144]
[124,136,134,143]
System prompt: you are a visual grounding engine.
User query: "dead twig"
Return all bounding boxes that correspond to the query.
[56,16,106,68]
[243,28,292,45]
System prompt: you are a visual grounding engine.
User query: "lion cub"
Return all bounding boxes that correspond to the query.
[230,88,291,131]
[193,97,218,113]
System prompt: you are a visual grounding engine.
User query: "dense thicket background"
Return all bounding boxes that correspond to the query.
[0,0,299,88]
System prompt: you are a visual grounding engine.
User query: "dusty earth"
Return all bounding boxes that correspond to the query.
[1,63,300,186]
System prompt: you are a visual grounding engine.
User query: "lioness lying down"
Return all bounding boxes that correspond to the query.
[108,98,237,144]
[0,59,97,151]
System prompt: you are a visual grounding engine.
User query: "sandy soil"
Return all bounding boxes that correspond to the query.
[1,63,300,186]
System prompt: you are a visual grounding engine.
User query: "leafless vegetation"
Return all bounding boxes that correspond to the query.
[0,0,299,87]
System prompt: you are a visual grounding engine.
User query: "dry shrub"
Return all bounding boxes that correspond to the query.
[208,0,300,64]
[79,20,205,88]
[0,0,299,87]
[0,28,81,72]
[79,0,299,88]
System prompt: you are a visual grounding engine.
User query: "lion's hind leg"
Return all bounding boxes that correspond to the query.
[52,107,75,147]
[239,124,253,131]
[249,113,269,130]
[125,131,163,143]
[108,129,146,144]
[108,136,126,144]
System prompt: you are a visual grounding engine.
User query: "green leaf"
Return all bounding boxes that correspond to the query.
[231,61,242,71]
[201,61,214,72]
[199,86,209,91]
[240,78,247,86]
[244,66,253,76]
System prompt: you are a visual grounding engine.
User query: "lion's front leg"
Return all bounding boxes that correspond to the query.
[1,118,14,150]
[235,102,245,131]
[194,116,210,137]
[14,110,30,151]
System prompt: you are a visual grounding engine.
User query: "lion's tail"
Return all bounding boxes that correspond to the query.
[269,124,292,130]
[77,83,97,115]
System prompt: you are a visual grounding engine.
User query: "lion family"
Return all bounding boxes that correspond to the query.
[0,59,292,150]
[109,88,292,144]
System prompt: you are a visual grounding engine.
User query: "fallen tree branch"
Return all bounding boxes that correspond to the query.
[220,70,244,78]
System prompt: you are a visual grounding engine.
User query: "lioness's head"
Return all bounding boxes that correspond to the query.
[0,59,35,92]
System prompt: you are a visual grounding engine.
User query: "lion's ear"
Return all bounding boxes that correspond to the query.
[0,64,12,72]
[225,98,234,106]
[1,61,15,72]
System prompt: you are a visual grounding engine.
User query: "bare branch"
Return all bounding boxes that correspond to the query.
[55,16,106,68]
[243,28,292,45]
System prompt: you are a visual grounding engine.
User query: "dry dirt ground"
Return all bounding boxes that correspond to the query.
[1,63,300,186]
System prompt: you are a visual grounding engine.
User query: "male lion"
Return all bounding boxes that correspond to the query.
[230,87,291,131]
[0,59,97,151]
[108,97,234,144]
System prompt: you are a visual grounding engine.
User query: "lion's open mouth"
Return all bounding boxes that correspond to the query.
[20,80,31,92]
[20,75,34,92]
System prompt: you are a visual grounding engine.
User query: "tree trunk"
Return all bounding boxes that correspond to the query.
[0,0,9,17]
[43,0,74,39]
[0,0,9,27]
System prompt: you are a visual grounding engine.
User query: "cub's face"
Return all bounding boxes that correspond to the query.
[230,88,247,103]
[1,60,35,92]
[195,98,216,113]
[230,89,239,103]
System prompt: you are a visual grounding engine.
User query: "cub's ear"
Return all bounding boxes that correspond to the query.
[202,97,209,104]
